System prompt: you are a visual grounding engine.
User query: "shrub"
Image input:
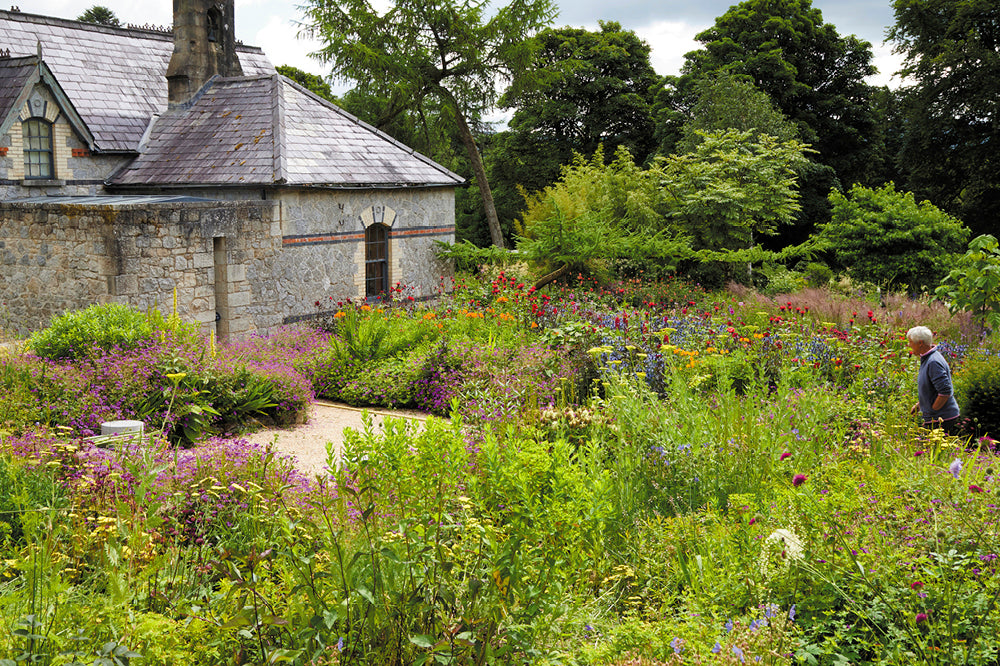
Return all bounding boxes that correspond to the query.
[954,351,1000,437]
[29,303,156,360]
[819,183,970,291]
[935,234,1000,329]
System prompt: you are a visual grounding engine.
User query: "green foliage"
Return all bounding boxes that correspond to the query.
[29,303,156,360]
[276,65,336,103]
[803,261,834,288]
[935,234,1000,329]
[489,21,660,227]
[679,0,879,189]
[0,456,60,549]
[819,182,970,291]
[889,0,1000,236]
[301,0,557,247]
[677,73,799,153]
[954,351,1000,438]
[433,240,518,273]
[76,5,120,25]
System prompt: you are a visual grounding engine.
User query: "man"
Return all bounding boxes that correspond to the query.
[907,326,961,435]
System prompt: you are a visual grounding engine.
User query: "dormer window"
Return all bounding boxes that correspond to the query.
[23,119,54,179]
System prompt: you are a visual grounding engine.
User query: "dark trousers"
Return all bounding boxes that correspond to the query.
[924,417,961,436]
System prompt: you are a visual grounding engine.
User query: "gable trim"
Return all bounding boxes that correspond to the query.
[0,56,96,151]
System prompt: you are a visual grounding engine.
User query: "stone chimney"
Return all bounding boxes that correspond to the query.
[166,0,243,105]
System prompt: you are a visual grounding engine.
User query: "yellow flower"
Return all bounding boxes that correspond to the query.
[165,372,187,383]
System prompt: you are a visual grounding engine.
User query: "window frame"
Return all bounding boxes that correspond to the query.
[23,118,55,180]
[364,223,389,300]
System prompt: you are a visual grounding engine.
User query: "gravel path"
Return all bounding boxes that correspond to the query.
[241,400,429,476]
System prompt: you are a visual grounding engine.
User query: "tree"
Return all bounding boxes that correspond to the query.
[676,0,880,190]
[77,5,120,26]
[276,65,337,103]
[818,183,970,291]
[935,235,1000,329]
[301,0,557,248]
[497,22,659,196]
[661,129,810,254]
[677,73,799,153]
[888,0,1000,236]
[516,146,688,288]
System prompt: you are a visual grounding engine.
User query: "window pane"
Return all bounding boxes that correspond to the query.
[22,119,54,180]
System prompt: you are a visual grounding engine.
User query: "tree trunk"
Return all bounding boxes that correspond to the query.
[533,262,569,291]
[441,89,506,248]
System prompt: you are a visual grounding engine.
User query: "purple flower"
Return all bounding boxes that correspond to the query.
[793,474,808,487]
[337,636,344,651]
[670,637,682,654]
[949,458,963,479]
[916,612,928,624]
[789,604,796,621]
[733,645,745,663]
[712,641,722,654]
[724,619,734,633]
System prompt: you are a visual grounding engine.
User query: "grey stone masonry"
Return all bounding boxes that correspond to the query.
[0,198,279,336]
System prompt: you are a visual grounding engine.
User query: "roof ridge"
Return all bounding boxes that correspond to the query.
[276,74,465,185]
[270,74,287,184]
[0,9,266,53]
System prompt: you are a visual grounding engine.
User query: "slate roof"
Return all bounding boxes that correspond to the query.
[0,9,272,152]
[0,56,35,121]
[110,75,464,188]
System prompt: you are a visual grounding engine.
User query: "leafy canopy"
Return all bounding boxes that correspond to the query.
[77,5,120,26]
[889,0,1000,236]
[935,235,1000,329]
[677,73,799,153]
[301,0,557,248]
[818,183,970,291]
[680,0,878,188]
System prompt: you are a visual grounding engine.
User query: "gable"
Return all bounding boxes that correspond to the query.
[0,9,273,153]
[0,56,95,150]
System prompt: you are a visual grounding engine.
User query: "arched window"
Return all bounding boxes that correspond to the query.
[23,119,54,179]
[365,223,389,299]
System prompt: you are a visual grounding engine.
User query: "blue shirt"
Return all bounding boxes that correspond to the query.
[917,347,960,423]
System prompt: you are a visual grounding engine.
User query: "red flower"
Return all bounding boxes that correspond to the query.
[915,612,928,624]
[792,474,807,487]
[969,484,986,493]
[780,451,792,461]
[911,581,924,590]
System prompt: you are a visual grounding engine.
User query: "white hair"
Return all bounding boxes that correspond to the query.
[906,326,934,345]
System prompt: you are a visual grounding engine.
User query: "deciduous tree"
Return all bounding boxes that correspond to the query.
[301,0,557,248]
[889,0,1000,236]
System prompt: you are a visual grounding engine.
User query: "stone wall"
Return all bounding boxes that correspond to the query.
[0,199,279,335]
[274,187,455,320]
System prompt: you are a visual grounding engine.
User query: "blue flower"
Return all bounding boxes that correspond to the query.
[712,641,722,654]
[949,458,963,479]
[733,645,745,663]
[789,604,797,621]
[337,637,344,652]
[725,619,734,633]
[670,637,683,654]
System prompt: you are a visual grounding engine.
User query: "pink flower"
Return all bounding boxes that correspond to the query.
[910,581,924,590]
[780,451,792,461]
[915,450,925,457]
[915,612,928,624]
[792,474,807,487]
[748,517,756,525]
[969,484,985,493]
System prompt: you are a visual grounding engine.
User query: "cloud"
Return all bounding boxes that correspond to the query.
[868,42,907,88]
[633,20,705,77]
[253,14,327,76]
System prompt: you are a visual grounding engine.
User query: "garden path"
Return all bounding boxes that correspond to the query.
[241,400,429,476]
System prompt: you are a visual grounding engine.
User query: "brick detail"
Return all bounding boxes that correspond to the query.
[0,147,7,157]
[71,148,91,158]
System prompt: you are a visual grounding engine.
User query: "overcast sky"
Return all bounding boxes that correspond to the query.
[30,0,906,89]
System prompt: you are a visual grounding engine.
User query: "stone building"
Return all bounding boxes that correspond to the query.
[0,3,462,337]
